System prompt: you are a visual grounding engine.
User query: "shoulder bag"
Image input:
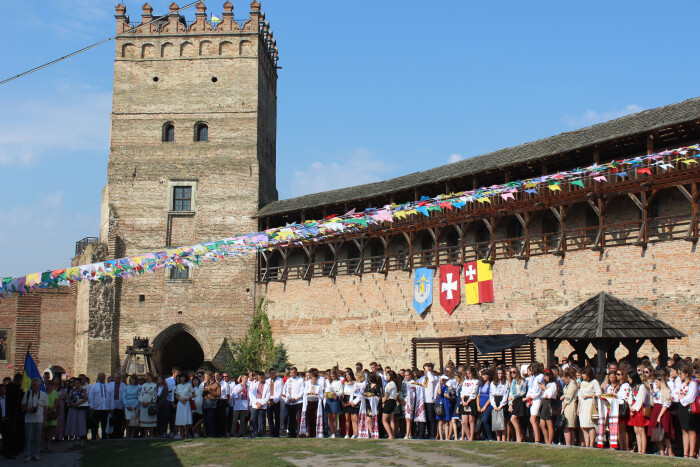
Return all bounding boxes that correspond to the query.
[435,400,445,418]
[691,395,700,415]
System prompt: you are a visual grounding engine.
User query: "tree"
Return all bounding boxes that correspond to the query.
[224,297,290,377]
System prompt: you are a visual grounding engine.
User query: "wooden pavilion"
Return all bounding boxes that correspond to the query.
[411,334,535,369]
[528,292,686,372]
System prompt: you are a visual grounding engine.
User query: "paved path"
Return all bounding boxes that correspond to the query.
[5,439,81,466]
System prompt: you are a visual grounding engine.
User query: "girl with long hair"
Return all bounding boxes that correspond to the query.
[649,372,674,456]
[460,366,479,441]
[508,366,527,443]
[627,371,649,454]
[677,364,698,458]
[560,368,578,446]
[490,366,509,442]
[341,368,360,438]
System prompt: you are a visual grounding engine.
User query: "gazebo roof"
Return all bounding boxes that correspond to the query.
[528,292,687,340]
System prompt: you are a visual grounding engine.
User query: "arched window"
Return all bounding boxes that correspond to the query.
[162,122,174,142]
[194,122,208,142]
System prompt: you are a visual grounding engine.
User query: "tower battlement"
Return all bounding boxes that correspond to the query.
[115,1,278,66]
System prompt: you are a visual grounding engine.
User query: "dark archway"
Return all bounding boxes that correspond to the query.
[158,331,204,375]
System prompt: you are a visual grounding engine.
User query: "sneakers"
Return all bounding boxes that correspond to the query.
[351,435,357,439]
[174,434,182,440]
[33,456,42,461]
[330,434,336,439]
[344,435,350,439]
[403,435,410,440]
[194,433,200,438]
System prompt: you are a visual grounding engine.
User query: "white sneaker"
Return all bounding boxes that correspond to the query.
[194,433,200,438]
[403,435,410,439]
[330,434,336,439]
[344,435,350,439]
[351,435,357,439]
[174,434,182,439]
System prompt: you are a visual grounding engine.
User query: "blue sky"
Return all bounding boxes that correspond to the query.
[1,0,700,277]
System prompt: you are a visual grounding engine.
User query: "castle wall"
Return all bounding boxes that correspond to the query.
[263,239,700,370]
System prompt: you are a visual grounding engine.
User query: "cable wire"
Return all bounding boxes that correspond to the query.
[0,0,203,86]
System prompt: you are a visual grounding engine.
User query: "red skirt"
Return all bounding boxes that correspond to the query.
[647,404,673,439]
[628,409,649,427]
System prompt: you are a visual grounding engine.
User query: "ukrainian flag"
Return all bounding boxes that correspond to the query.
[21,350,46,393]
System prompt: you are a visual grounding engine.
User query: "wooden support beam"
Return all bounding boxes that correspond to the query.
[651,338,669,368]
[405,231,414,270]
[550,205,569,256]
[588,198,611,251]
[352,238,366,275]
[627,190,657,246]
[546,339,561,367]
[381,236,390,274]
[302,244,315,281]
[647,133,654,155]
[677,183,699,241]
[594,146,600,165]
[515,212,531,259]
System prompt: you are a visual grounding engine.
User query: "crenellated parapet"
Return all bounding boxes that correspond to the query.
[114,1,278,66]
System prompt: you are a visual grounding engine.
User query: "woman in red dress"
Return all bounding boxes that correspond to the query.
[627,372,649,453]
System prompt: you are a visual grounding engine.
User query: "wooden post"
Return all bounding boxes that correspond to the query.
[594,146,600,165]
[546,339,561,367]
[412,340,417,369]
[651,338,669,368]
[438,342,444,371]
[647,133,654,155]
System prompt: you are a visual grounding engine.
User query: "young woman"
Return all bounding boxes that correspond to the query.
[539,371,558,445]
[174,374,194,439]
[382,371,400,439]
[560,368,578,446]
[489,366,509,442]
[55,376,67,442]
[525,362,544,443]
[451,373,463,440]
[325,370,343,438]
[65,379,88,445]
[603,366,621,450]
[627,371,649,454]
[649,372,674,456]
[676,364,698,458]
[122,375,141,440]
[201,371,220,438]
[42,380,59,452]
[576,367,601,448]
[615,368,631,452]
[435,373,453,440]
[302,371,325,438]
[190,375,204,438]
[460,366,479,441]
[400,370,413,440]
[138,372,158,439]
[341,368,360,439]
[508,366,528,443]
[477,369,493,441]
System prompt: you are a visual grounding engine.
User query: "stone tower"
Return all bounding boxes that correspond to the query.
[77,1,278,377]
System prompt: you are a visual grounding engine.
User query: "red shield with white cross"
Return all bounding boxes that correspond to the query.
[439,264,461,315]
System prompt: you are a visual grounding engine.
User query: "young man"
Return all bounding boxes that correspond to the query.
[249,372,270,438]
[283,367,304,438]
[106,372,126,439]
[221,373,233,437]
[419,363,438,440]
[165,367,180,437]
[266,369,283,437]
[88,372,111,441]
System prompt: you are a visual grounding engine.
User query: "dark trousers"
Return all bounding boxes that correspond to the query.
[1,419,12,457]
[481,406,493,441]
[286,403,301,438]
[156,404,170,436]
[109,409,124,439]
[267,402,281,437]
[250,408,267,438]
[91,410,110,440]
[169,402,177,434]
[226,406,234,435]
[420,403,436,439]
[231,409,250,437]
[203,408,216,437]
[214,400,227,437]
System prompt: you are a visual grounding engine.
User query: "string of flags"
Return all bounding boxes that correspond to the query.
[1,143,698,300]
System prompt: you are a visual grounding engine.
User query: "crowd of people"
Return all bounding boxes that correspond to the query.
[1,354,700,461]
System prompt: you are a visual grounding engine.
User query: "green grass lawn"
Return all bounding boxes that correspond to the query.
[81,438,693,466]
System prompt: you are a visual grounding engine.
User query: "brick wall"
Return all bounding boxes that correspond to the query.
[262,239,700,370]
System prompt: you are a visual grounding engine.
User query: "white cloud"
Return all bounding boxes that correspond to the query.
[448,154,463,163]
[289,148,396,197]
[0,91,111,167]
[43,191,64,208]
[564,104,644,129]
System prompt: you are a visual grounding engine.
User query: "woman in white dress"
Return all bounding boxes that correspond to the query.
[190,375,204,438]
[138,372,158,438]
[577,367,602,447]
[174,374,194,439]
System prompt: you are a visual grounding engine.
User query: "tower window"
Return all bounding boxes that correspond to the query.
[194,122,208,142]
[162,122,175,142]
[173,186,192,211]
[170,265,190,280]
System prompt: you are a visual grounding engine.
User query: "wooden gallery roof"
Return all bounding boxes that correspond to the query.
[528,292,687,341]
[258,95,700,218]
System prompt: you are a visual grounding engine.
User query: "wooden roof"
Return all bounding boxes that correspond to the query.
[258,95,700,217]
[528,292,687,340]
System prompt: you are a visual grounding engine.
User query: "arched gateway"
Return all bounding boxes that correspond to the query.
[152,324,205,375]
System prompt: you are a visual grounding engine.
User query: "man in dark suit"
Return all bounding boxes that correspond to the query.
[3,374,24,459]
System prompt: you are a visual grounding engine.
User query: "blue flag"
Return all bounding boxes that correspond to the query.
[21,351,46,393]
[413,267,433,315]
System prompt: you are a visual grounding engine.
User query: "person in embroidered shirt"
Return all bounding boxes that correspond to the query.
[284,367,304,438]
[220,372,232,437]
[266,368,283,438]
[88,372,111,441]
[231,374,250,437]
[419,363,438,440]
[165,367,180,438]
[21,378,48,462]
[249,371,270,438]
[106,372,126,439]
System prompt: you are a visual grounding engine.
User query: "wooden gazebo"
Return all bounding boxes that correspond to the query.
[411,334,536,370]
[528,292,686,373]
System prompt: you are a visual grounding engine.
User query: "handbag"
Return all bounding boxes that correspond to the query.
[474,415,483,435]
[590,397,599,420]
[618,402,628,419]
[691,395,700,415]
[650,423,665,442]
[105,414,114,435]
[641,406,652,418]
[148,404,158,416]
[491,408,505,431]
[434,401,445,418]
[555,413,567,429]
[189,399,197,411]
[203,398,217,410]
[129,414,139,427]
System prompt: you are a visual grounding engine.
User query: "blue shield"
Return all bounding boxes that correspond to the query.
[413,267,433,315]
